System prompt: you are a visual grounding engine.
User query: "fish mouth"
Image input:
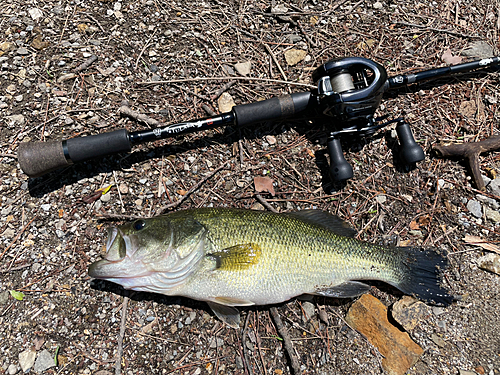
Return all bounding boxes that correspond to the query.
[89,227,147,279]
[103,227,126,261]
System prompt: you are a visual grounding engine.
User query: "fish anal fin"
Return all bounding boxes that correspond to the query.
[209,243,261,271]
[286,210,357,237]
[314,281,371,298]
[207,301,241,328]
[214,296,255,306]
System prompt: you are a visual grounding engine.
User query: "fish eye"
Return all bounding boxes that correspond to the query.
[133,220,146,231]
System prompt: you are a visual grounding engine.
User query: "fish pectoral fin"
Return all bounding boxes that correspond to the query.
[285,210,357,237]
[206,301,241,329]
[208,243,261,271]
[313,281,371,298]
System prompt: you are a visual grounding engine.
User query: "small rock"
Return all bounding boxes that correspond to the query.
[33,349,56,373]
[476,194,499,210]
[29,8,43,20]
[6,84,16,95]
[284,49,307,66]
[234,61,251,76]
[391,296,430,331]
[0,290,10,304]
[235,357,244,369]
[461,41,494,58]
[432,306,446,316]
[301,301,315,323]
[5,114,25,126]
[218,92,235,113]
[265,135,276,145]
[119,183,129,194]
[16,47,29,56]
[209,337,224,348]
[8,363,18,375]
[430,333,446,348]
[484,206,500,223]
[373,1,383,9]
[100,192,111,202]
[375,195,387,204]
[19,349,36,373]
[221,64,234,75]
[288,34,302,43]
[271,4,288,13]
[477,253,500,275]
[41,204,51,211]
[488,178,500,196]
[345,294,423,375]
[466,199,482,218]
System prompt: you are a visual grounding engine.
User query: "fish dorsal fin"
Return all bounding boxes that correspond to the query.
[286,210,357,237]
[313,281,371,298]
[206,301,241,328]
[208,243,262,271]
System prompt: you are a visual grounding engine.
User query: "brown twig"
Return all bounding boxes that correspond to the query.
[115,296,129,375]
[138,76,315,89]
[0,216,36,261]
[73,54,98,73]
[159,163,228,213]
[118,104,161,127]
[433,135,500,190]
[269,307,302,375]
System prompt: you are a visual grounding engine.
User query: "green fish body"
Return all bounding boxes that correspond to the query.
[89,208,451,327]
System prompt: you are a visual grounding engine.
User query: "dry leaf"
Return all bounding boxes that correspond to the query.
[254,176,275,196]
[409,220,420,230]
[441,49,463,65]
[459,100,477,118]
[34,336,45,351]
[463,235,500,254]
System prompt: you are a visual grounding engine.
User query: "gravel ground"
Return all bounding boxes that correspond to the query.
[1,0,500,374]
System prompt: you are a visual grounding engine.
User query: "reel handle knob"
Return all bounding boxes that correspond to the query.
[396,121,425,164]
[327,137,353,181]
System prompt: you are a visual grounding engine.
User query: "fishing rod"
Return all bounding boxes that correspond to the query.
[17,56,500,181]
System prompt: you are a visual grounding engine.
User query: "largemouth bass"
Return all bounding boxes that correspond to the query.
[89,208,452,327]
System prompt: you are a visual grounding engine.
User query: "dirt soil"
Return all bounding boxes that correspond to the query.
[1,0,500,374]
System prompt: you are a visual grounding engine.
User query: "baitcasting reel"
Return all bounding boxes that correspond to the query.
[18,55,500,182]
[312,57,424,181]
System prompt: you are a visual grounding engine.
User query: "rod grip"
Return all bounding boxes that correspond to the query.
[232,92,311,126]
[18,140,70,177]
[18,129,131,177]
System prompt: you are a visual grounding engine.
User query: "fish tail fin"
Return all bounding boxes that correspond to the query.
[393,247,453,306]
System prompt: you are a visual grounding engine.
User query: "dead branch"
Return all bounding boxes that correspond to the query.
[432,135,500,190]
[73,54,98,73]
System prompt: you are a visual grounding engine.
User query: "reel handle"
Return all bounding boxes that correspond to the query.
[395,121,425,164]
[327,137,353,181]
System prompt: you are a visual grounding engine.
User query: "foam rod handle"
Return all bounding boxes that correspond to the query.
[18,129,131,177]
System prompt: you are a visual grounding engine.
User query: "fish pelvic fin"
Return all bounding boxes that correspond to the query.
[313,281,372,298]
[394,247,453,306]
[206,301,241,329]
[208,243,262,271]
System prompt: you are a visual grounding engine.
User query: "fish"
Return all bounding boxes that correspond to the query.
[88,208,452,328]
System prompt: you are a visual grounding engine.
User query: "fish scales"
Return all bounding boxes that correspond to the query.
[175,209,397,304]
